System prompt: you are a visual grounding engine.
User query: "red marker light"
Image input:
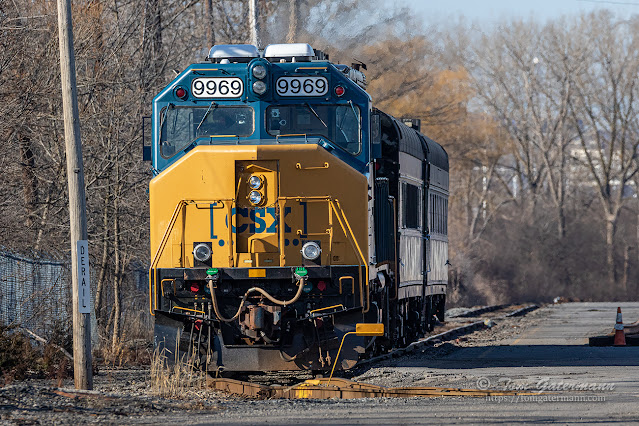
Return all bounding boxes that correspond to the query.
[190,282,200,293]
[334,85,345,96]
[175,87,187,99]
[317,280,327,292]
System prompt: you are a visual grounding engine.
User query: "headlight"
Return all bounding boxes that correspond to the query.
[248,175,262,189]
[248,190,262,205]
[193,243,212,262]
[252,65,267,79]
[301,242,321,260]
[253,81,267,95]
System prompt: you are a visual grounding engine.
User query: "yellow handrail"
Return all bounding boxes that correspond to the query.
[149,196,369,316]
[160,279,176,299]
[295,162,329,170]
[329,199,370,313]
[310,304,345,315]
[338,276,355,295]
[149,200,186,315]
[172,306,206,315]
[149,199,234,315]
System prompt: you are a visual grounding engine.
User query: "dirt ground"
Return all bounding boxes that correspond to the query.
[0,307,541,425]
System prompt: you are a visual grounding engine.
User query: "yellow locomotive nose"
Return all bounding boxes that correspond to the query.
[149,143,367,271]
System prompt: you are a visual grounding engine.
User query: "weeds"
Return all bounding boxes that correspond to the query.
[0,325,72,384]
[150,343,207,398]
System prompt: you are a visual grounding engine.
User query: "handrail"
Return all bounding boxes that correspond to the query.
[338,276,355,295]
[149,196,369,316]
[278,196,331,201]
[295,162,329,170]
[329,199,370,313]
[335,199,370,313]
[149,199,235,315]
[149,200,186,315]
[295,67,328,72]
[310,304,345,315]
[391,196,399,301]
[160,278,176,299]
[172,306,206,315]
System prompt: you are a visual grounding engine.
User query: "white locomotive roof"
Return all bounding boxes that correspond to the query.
[264,43,314,59]
[208,44,260,59]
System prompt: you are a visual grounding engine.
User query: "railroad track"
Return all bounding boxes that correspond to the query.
[208,303,541,399]
[231,304,539,388]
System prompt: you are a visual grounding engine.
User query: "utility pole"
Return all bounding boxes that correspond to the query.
[287,0,297,43]
[249,0,260,47]
[56,0,93,390]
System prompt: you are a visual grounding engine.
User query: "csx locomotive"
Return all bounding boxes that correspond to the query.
[146,43,449,372]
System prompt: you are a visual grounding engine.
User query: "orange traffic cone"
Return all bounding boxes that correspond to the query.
[614,307,626,346]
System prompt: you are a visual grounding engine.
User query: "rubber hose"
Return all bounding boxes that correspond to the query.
[208,278,305,323]
[279,350,298,362]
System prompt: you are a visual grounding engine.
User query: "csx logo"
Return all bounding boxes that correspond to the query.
[228,207,291,233]
[210,203,308,239]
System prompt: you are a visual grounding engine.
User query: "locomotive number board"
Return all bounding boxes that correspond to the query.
[276,76,328,97]
[191,77,244,98]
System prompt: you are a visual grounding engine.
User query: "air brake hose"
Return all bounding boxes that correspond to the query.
[207,277,305,323]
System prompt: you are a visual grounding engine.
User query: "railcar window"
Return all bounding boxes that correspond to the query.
[429,193,448,235]
[160,105,254,158]
[266,104,361,155]
[402,183,421,229]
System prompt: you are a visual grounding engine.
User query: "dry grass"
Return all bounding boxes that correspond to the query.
[98,313,153,367]
[150,341,207,398]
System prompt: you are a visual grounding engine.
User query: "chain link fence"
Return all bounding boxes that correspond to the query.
[0,249,71,337]
[0,247,152,348]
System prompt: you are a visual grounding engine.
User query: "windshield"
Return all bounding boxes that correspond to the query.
[160,104,254,158]
[266,104,361,155]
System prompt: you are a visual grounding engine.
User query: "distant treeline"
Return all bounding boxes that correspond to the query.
[0,1,636,361]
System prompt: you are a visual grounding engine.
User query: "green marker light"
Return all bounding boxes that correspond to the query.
[294,267,308,277]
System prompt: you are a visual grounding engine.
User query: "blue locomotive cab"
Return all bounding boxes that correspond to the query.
[150,43,372,175]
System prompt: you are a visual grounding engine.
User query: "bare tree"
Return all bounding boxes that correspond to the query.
[468,20,586,238]
[568,12,639,289]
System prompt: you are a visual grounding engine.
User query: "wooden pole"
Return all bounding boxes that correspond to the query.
[286,0,297,43]
[249,0,259,47]
[56,0,93,390]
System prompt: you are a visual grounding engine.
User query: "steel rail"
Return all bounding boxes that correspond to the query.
[207,376,541,400]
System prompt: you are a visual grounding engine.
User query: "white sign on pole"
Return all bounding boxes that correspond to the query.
[76,240,91,314]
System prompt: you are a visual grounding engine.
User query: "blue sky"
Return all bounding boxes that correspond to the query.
[395,0,638,24]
